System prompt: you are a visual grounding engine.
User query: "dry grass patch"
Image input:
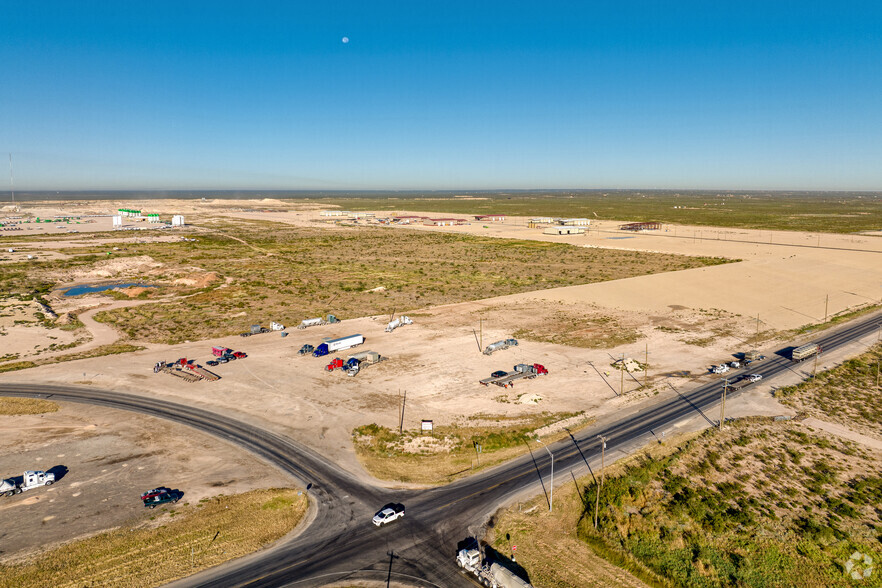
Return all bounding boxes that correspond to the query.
[0,488,306,588]
[0,397,59,415]
[83,219,729,344]
[777,342,882,439]
[0,343,145,373]
[577,419,882,588]
[353,413,591,485]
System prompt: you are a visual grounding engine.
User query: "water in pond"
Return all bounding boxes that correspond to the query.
[62,282,156,296]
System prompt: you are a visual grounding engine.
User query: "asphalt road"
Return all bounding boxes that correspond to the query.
[2,310,880,587]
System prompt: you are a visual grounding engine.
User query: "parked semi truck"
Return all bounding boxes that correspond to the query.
[313,334,364,357]
[297,315,340,329]
[483,338,519,355]
[792,342,821,362]
[1,470,56,496]
[456,546,532,588]
[385,315,413,333]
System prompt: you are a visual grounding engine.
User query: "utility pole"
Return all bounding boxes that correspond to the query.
[536,438,553,512]
[620,353,625,396]
[813,352,820,379]
[644,342,648,388]
[399,390,406,434]
[824,294,829,323]
[755,314,760,343]
[474,441,481,466]
[594,435,607,529]
[720,379,728,430]
[480,318,483,352]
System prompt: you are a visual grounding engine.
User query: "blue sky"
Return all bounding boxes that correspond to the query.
[2,1,881,190]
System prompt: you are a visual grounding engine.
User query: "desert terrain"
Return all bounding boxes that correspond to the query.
[2,197,881,586]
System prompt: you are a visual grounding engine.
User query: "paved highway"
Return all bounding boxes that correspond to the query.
[2,310,880,587]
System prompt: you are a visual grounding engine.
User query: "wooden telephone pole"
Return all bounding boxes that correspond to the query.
[720,379,728,431]
[644,343,648,388]
[620,353,625,396]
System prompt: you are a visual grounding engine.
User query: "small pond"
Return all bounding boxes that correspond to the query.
[61,282,157,297]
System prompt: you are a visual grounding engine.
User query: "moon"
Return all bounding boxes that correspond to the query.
[342,36,349,44]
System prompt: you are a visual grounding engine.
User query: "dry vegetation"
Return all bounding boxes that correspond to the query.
[353,412,589,484]
[0,219,729,345]
[0,397,59,415]
[0,343,145,373]
[0,488,307,588]
[492,418,882,588]
[777,342,882,439]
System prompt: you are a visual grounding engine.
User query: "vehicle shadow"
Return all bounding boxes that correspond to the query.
[47,465,69,482]
[668,383,715,427]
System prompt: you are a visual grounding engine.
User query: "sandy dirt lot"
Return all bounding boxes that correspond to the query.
[0,402,290,563]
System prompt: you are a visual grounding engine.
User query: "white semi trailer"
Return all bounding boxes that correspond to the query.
[456,547,532,588]
[1,470,56,496]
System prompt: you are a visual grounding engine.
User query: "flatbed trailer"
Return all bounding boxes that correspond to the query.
[191,366,220,381]
[160,366,201,382]
[479,371,535,388]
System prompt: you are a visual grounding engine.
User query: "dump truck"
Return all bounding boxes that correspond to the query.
[792,342,821,362]
[385,315,413,333]
[456,546,532,588]
[2,470,56,496]
[479,364,548,388]
[483,338,518,355]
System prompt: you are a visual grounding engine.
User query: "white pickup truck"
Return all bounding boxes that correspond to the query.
[372,503,405,526]
[1,470,56,496]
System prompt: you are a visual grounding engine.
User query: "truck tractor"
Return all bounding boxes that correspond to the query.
[456,545,532,588]
[1,470,56,496]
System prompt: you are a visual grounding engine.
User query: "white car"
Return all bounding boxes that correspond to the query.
[372,503,405,526]
[729,361,741,368]
[748,374,763,383]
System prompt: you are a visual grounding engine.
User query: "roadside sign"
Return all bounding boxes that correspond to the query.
[421,420,433,433]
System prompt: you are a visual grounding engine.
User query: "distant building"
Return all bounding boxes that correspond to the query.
[530,217,555,224]
[474,215,506,222]
[348,212,375,219]
[424,218,466,226]
[320,210,345,217]
[559,218,590,226]
[543,226,585,235]
[619,222,661,231]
